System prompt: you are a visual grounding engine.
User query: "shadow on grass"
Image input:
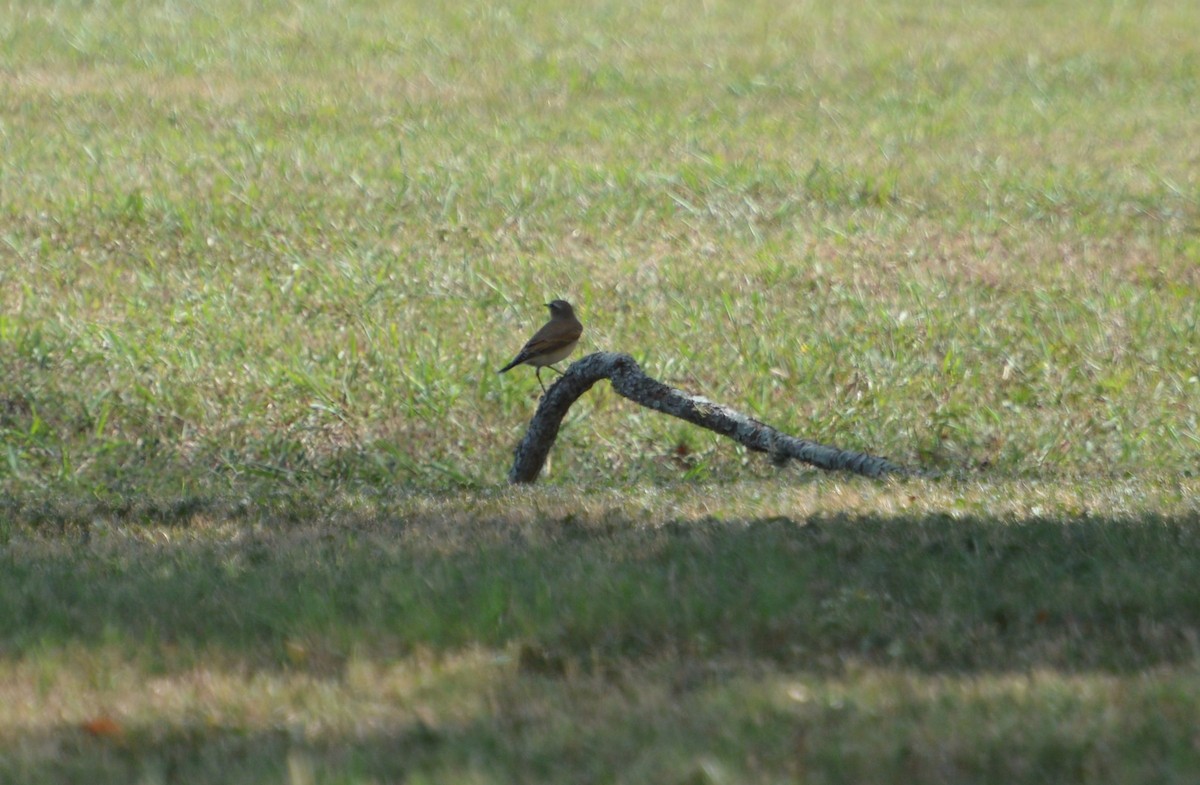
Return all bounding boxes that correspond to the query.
[2,491,1199,677]
[7,722,460,785]
[3,707,801,785]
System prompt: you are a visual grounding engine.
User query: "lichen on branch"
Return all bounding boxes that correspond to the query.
[508,352,910,484]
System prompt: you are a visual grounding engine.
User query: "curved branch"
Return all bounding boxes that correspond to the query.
[508,351,911,484]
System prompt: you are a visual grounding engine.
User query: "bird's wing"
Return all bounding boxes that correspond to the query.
[498,317,583,373]
[518,319,582,357]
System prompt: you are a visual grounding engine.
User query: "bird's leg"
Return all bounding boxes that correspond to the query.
[536,367,547,394]
[546,364,565,376]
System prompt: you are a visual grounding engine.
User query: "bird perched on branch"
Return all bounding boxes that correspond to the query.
[498,299,583,393]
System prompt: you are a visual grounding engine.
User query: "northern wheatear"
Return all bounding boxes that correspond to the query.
[498,299,583,393]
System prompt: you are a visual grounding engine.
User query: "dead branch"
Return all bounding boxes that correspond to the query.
[508,351,910,483]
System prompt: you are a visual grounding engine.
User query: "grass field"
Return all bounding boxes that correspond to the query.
[2,0,1199,781]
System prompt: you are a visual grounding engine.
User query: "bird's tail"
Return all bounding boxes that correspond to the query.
[497,354,524,374]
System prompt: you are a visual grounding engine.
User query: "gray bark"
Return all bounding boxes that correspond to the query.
[508,351,910,484]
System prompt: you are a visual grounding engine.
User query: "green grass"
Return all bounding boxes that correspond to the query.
[1,0,1199,781]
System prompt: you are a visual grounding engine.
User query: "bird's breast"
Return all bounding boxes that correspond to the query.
[526,340,578,367]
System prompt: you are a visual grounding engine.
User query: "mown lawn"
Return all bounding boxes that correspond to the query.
[1,0,1198,782]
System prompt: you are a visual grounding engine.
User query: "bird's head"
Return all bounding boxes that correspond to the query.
[545,299,575,318]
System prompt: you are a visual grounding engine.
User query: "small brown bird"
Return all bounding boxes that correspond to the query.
[498,299,583,393]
